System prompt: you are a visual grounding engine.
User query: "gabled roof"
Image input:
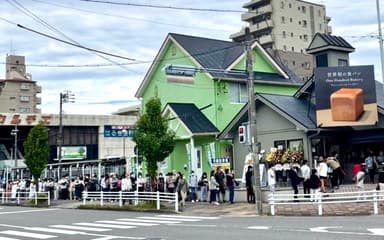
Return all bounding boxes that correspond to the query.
[165,103,219,135]
[306,33,355,54]
[135,33,301,97]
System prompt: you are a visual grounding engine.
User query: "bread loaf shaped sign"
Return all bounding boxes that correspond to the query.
[315,65,378,127]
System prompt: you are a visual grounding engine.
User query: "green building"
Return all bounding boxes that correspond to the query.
[135,33,301,178]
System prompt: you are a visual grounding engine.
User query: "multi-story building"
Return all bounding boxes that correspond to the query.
[0,55,42,113]
[230,0,332,81]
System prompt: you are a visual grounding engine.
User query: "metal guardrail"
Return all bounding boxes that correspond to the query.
[82,191,179,211]
[268,190,384,216]
[0,191,51,206]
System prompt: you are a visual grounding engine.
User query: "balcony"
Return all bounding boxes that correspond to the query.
[249,19,274,33]
[243,0,271,9]
[257,35,273,45]
[35,85,42,93]
[241,5,272,21]
[35,97,42,105]
[230,28,246,42]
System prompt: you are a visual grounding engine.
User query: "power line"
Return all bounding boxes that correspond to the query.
[79,0,243,13]
[30,0,231,33]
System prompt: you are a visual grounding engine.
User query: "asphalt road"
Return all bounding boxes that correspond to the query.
[0,206,383,239]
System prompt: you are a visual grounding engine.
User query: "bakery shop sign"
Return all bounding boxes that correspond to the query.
[315,65,378,127]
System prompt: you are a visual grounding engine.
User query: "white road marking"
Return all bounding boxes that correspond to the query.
[138,216,199,222]
[26,227,83,235]
[118,218,180,224]
[309,226,342,232]
[367,228,384,236]
[97,220,158,226]
[0,209,59,215]
[247,226,271,230]
[50,225,110,232]
[0,237,19,240]
[0,230,56,239]
[74,223,136,229]
[91,237,119,240]
[157,214,219,220]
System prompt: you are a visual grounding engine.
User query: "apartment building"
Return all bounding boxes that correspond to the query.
[231,0,332,81]
[0,55,42,113]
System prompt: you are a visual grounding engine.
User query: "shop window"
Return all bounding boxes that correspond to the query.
[288,139,303,152]
[274,140,286,150]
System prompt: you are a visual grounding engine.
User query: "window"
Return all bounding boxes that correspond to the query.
[292,60,296,65]
[303,34,308,41]
[283,45,287,51]
[9,96,16,100]
[318,10,322,17]
[20,83,31,90]
[291,47,295,52]
[291,32,294,37]
[20,96,30,102]
[274,140,286,150]
[302,20,307,27]
[9,108,15,112]
[229,82,248,103]
[289,3,292,8]
[20,107,30,113]
[319,23,322,30]
[302,6,306,13]
[290,18,293,23]
[280,1,284,8]
[282,31,286,38]
[281,16,285,23]
[303,62,310,69]
[288,139,303,152]
[298,21,301,25]
[338,59,348,67]
[316,54,328,67]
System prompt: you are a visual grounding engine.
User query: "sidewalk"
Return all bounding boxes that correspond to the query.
[52,184,383,217]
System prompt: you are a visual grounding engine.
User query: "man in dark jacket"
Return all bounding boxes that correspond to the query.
[245,166,255,203]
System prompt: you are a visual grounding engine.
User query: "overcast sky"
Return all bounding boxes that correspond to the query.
[0,0,383,115]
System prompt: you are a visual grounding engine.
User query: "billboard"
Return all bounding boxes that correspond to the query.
[315,65,378,127]
[104,125,135,138]
[57,146,87,160]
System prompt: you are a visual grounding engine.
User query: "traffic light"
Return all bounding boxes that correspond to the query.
[239,126,246,144]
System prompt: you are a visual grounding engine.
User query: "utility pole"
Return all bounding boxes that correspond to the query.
[377,0,384,83]
[245,27,262,214]
[58,90,75,177]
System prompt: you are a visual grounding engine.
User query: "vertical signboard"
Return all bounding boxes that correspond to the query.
[315,65,378,127]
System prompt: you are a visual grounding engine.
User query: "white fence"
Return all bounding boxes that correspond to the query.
[82,191,179,211]
[0,191,51,206]
[268,190,384,216]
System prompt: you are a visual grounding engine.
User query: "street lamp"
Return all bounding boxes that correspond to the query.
[58,90,75,177]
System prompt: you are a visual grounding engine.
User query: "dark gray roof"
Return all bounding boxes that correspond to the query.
[166,103,219,134]
[258,94,317,130]
[307,33,355,53]
[169,33,301,84]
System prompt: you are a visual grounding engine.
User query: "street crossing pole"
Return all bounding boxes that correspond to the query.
[245,27,262,214]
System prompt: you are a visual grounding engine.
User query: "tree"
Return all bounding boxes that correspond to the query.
[133,97,175,189]
[23,121,50,190]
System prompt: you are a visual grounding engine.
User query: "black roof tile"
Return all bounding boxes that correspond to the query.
[167,103,219,134]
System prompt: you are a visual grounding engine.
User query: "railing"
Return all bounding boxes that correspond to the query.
[268,190,384,216]
[0,191,51,206]
[82,191,179,211]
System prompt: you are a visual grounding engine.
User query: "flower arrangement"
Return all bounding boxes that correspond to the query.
[265,147,303,165]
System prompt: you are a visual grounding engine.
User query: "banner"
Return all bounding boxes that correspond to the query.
[315,65,378,127]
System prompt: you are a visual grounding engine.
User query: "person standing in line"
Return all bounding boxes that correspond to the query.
[176,173,188,209]
[365,150,378,183]
[267,164,276,194]
[289,165,301,202]
[308,169,321,202]
[166,172,175,193]
[199,172,209,202]
[300,160,311,198]
[355,165,366,200]
[245,166,255,204]
[327,152,342,190]
[188,170,199,202]
[209,170,220,205]
[155,173,165,192]
[121,174,132,205]
[225,168,235,204]
[215,167,226,203]
[318,156,328,193]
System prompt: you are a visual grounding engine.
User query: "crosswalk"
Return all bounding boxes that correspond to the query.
[0,214,219,239]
